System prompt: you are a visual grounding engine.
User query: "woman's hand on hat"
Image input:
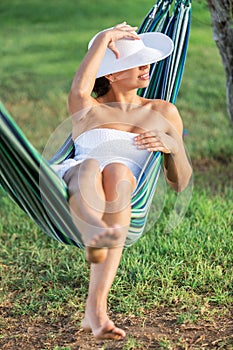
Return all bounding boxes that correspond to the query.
[134,130,179,155]
[106,22,140,58]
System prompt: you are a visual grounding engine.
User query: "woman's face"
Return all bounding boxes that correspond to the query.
[110,64,151,89]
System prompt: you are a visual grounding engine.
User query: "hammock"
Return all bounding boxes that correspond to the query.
[0,0,192,248]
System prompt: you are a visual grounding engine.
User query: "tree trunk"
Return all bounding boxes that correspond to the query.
[206,0,233,122]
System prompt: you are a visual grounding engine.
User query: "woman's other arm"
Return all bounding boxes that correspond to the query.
[135,102,192,192]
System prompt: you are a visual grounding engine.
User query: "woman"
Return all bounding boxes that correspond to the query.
[55,22,192,340]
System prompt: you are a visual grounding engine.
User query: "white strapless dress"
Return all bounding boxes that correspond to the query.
[53,128,150,181]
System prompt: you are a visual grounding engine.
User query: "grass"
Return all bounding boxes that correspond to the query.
[1,179,232,320]
[0,0,233,347]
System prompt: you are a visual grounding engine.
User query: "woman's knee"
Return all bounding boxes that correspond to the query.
[103,163,136,191]
[79,158,100,175]
[102,163,136,211]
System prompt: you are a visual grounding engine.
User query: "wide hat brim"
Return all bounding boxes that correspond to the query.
[89,32,174,78]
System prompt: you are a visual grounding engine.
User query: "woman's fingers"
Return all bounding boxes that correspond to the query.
[137,142,171,153]
[115,22,137,31]
[108,41,120,58]
[134,132,173,153]
[107,25,139,57]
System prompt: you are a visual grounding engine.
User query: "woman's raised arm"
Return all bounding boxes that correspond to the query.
[68,23,139,115]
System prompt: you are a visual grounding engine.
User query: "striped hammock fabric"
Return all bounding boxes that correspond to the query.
[0,103,162,247]
[0,0,192,248]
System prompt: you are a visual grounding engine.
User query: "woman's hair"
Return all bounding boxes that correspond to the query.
[92,77,111,98]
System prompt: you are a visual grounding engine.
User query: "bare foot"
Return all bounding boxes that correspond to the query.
[85,225,123,263]
[81,315,126,340]
[88,225,122,248]
[81,317,92,332]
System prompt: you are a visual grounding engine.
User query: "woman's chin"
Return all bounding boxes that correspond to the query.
[138,80,150,89]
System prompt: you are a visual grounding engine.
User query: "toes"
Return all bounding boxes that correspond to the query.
[87,225,124,251]
[94,321,126,340]
[88,228,113,246]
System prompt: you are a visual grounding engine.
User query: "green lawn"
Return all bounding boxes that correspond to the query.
[0,0,233,349]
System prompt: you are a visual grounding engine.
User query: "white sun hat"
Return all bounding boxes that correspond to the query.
[88,30,174,78]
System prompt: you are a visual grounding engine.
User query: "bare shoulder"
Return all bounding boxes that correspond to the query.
[143,98,183,136]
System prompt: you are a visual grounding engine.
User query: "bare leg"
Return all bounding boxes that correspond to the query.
[82,247,125,340]
[82,163,136,339]
[64,159,123,263]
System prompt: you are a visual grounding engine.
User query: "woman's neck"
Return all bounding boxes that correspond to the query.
[99,88,142,107]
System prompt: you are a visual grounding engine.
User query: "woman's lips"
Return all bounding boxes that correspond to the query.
[138,72,150,80]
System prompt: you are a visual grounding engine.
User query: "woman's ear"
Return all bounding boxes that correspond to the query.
[105,74,115,83]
